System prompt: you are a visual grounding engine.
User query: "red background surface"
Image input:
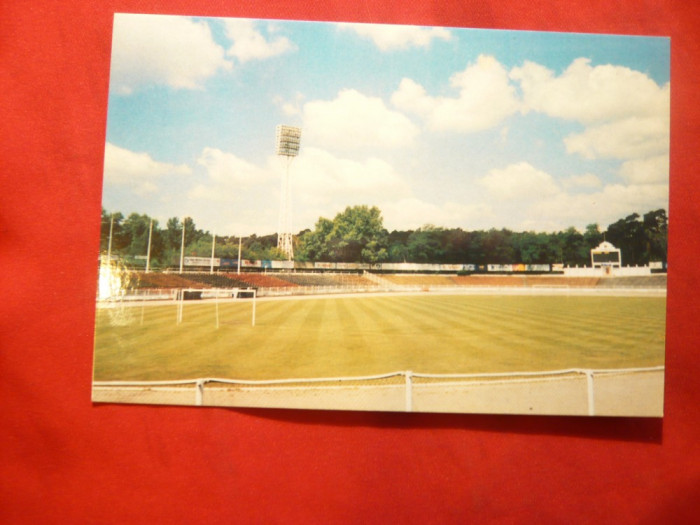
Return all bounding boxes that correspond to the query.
[1,1,698,522]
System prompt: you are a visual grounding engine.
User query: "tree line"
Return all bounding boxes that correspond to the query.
[100,209,286,268]
[100,206,667,269]
[296,206,667,267]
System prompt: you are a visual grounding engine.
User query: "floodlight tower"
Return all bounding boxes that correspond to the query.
[275,125,302,260]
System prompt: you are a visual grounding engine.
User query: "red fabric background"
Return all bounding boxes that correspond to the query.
[1,1,698,522]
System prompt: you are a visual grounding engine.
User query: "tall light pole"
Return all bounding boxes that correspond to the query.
[179,216,186,274]
[210,231,216,275]
[275,125,301,261]
[145,218,153,273]
[107,213,114,263]
[237,235,242,275]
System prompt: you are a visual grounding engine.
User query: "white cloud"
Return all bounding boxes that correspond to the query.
[339,23,451,51]
[391,78,437,116]
[478,162,559,201]
[279,146,412,231]
[618,154,669,185]
[294,147,408,199]
[564,117,670,160]
[224,19,294,62]
[563,173,603,190]
[532,183,668,230]
[189,147,271,201]
[303,89,420,150]
[187,146,411,234]
[104,142,191,195]
[511,58,669,124]
[473,160,667,231]
[391,55,521,132]
[511,58,670,162]
[274,92,304,116]
[110,14,232,94]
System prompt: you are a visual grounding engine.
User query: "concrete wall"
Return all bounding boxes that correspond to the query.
[563,266,652,277]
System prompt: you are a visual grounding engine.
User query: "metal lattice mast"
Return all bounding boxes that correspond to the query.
[275,125,301,261]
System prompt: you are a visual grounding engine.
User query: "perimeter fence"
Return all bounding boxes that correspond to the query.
[93,366,664,417]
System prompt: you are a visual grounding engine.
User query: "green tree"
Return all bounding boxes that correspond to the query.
[386,230,411,262]
[558,227,588,266]
[296,205,388,263]
[165,217,182,253]
[515,231,557,264]
[643,209,668,264]
[297,217,334,261]
[243,233,286,260]
[162,216,199,265]
[583,223,604,252]
[482,228,515,264]
[122,213,149,256]
[186,232,215,258]
[443,228,472,264]
[406,225,446,263]
[100,209,127,254]
[606,213,646,265]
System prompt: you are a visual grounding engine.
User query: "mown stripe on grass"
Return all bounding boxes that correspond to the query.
[94,294,666,381]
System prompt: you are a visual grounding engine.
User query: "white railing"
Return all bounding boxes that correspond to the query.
[93,365,664,416]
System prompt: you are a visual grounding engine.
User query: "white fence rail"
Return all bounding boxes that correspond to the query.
[93,366,664,416]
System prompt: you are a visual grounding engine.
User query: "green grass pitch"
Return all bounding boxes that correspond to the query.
[93,294,666,382]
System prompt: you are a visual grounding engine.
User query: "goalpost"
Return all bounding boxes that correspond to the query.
[175,288,256,328]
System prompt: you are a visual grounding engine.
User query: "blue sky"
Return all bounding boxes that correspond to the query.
[103,15,670,236]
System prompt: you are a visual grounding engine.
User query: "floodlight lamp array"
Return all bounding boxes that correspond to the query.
[276,125,302,157]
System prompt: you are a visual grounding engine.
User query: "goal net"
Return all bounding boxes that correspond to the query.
[176,288,256,328]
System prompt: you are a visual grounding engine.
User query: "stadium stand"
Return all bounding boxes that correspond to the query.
[596,275,667,288]
[523,276,601,288]
[184,273,238,288]
[274,273,374,287]
[451,275,528,287]
[383,274,457,286]
[225,273,298,289]
[115,269,665,296]
[133,272,207,289]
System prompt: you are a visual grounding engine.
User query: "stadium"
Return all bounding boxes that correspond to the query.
[94,123,668,417]
[93,251,666,416]
[95,22,670,417]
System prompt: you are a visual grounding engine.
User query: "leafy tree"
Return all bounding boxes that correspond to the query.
[244,233,286,260]
[100,209,127,254]
[606,213,646,265]
[558,227,588,266]
[297,217,334,261]
[443,228,472,264]
[643,209,668,264]
[515,231,557,264]
[99,206,667,269]
[297,205,388,263]
[482,228,515,264]
[162,216,201,265]
[122,213,149,256]
[583,223,604,251]
[165,217,183,253]
[406,225,446,263]
[186,232,215,258]
[387,230,411,262]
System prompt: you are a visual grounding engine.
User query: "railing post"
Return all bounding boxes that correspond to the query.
[176,289,184,325]
[405,371,413,412]
[196,379,205,406]
[585,370,595,416]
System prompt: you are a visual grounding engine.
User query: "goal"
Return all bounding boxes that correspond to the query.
[175,288,256,328]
